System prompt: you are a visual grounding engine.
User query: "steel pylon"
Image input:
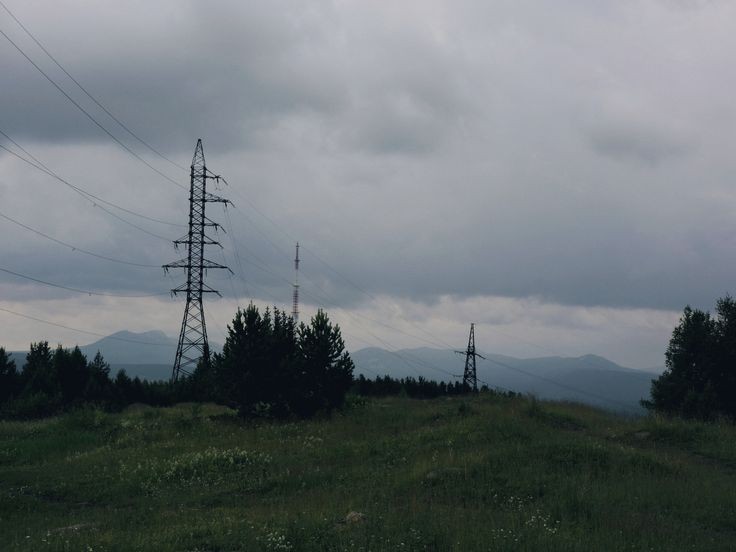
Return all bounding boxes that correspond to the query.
[163,139,230,381]
[455,323,485,392]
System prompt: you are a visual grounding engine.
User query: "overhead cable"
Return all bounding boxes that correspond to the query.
[0,265,170,298]
[0,141,174,242]
[0,0,187,173]
[0,209,160,268]
[0,25,186,191]
[0,128,183,228]
[0,305,172,347]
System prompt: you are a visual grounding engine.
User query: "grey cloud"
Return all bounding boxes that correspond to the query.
[587,122,693,165]
[0,1,348,153]
[1,1,736,368]
[0,0,479,157]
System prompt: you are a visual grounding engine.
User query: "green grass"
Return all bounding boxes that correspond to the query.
[1,395,736,551]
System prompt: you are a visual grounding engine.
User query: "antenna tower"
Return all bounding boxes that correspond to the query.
[292,242,300,324]
[163,139,230,381]
[455,323,485,392]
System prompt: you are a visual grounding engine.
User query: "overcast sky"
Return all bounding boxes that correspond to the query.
[1,0,734,369]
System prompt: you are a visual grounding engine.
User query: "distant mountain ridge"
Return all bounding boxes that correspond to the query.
[8,331,657,413]
[351,347,657,414]
[79,330,177,365]
[10,330,184,382]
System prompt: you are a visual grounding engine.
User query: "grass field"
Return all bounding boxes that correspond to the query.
[2,394,736,551]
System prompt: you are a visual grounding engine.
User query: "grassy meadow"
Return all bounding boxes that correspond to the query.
[1,394,736,551]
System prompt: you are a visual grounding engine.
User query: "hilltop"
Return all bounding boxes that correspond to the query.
[2,394,735,551]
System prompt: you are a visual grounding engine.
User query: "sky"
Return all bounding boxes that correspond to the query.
[1,0,734,369]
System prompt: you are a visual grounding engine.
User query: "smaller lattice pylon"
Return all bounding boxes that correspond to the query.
[455,323,485,392]
[292,242,300,324]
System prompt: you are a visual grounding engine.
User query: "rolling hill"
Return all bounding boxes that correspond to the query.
[2,395,734,550]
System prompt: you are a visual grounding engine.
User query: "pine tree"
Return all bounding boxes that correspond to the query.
[55,346,90,405]
[646,304,721,418]
[22,341,56,396]
[85,351,112,403]
[294,309,354,416]
[0,347,18,403]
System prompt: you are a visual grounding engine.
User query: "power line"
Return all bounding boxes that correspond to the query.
[227,192,459,350]
[219,179,646,408]
[477,356,638,412]
[217,248,246,311]
[294,275,635,408]
[0,0,185,172]
[225,189,453,347]
[222,206,252,304]
[303,246,648,388]
[0,0,187,173]
[213,225,472,381]
[208,218,620,404]
[0,265,169,298]
[0,141,175,242]
[0,4,633,400]
[225,267,289,311]
[292,283,425,378]
[222,207,453,349]
[0,305,172,347]
[0,209,160,268]
[229,240,293,289]
[172,145,639,396]
[0,127,183,228]
[231,203,293,259]
[289,262,445,349]
[0,24,186,191]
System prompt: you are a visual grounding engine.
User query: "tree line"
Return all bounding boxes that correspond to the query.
[0,341,183,418]
[353,374,517,399]
[12,294,728,422]
[0,305,355,418]
[3,304,502,419]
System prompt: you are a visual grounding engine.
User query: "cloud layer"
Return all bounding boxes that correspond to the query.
[1,0,734,367]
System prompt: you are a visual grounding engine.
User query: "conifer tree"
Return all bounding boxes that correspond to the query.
[0,347,18,403]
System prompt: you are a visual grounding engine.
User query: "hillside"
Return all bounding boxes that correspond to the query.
[2,395,736,551]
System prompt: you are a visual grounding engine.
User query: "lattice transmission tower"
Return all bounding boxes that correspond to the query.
[292,242,300,324]
[455,323,485,392]
[163,139,230,381]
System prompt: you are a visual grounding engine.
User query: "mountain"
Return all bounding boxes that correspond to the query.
[78,330,177,364]
[7,331,657,412]
[77,330,177,380]
[351,347,657,414]
[9,331,182,382]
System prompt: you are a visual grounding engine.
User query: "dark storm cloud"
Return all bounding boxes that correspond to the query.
[1,0,735,328]
[0,1,348,152]
[0,0,479,156]
[587,123,693,166]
